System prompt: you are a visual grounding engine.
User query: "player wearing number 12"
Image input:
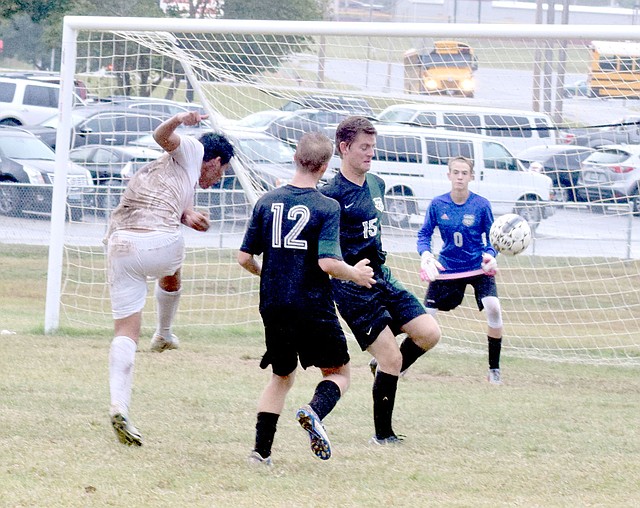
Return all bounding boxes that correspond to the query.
[416,156,505,385]
[238,132,376,466]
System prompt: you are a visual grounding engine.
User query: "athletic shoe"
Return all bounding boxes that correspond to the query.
[110,412,143,446]
[295,405,331,460]
[247,450,273,468]
[369,434,404,446]
[487,368,502,385]
[150,333,180,352]
[368,357,378,377]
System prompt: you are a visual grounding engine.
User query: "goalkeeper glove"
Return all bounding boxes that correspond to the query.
[420,251,444,282]
[481,253,498,276]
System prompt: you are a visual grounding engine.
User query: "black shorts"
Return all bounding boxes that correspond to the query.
[424,274,497,312]
[331,265,426,351]
[260,308,350,377]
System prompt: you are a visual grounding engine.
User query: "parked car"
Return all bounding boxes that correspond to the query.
[234,110,295,131]
[577,144,640,214]
[68,144,163,210]
[376,103,557,153]
[281,94,374,117]
[21,105,169,150]
[325,124,554,229]
[562,79,595,98]
[568,115,640,148]
[0,75,86,126]
[516,145,595,202]
[0,127,94,218]
[266,108,351,147]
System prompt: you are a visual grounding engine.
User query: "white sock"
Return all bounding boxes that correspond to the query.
[155,284,181,339]
[109,336,137,416]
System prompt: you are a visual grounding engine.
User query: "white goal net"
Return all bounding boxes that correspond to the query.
[45,17,640,366]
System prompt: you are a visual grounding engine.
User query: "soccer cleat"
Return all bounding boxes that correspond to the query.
[110,412,143,446]
[368,357,378,377]
[487,368,502,385]
[369,434,404,446]
[150,333,180,352]
[296,405,331,460]
[247,450,273,468]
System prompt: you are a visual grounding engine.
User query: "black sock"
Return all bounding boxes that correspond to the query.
[488,337,502,370]
[400,337,426,372]
[372,371,399,439]
[254,412,279,459]
[309,379,341,421]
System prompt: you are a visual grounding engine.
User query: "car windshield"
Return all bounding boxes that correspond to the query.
[237,137,294,164]
[0,135,55,160]
[586,150,631,164]
[236,111,289,129]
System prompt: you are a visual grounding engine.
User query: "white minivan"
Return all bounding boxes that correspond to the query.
[376,103,557,153]
[328,124,555,229]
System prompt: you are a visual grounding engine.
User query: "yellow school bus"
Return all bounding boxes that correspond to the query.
[588,40,640,99]
[417,41,478,98]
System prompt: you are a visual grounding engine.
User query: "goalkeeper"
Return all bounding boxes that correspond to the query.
[416,156,504,385]
[105,111,234,446]
[238,132,376,466]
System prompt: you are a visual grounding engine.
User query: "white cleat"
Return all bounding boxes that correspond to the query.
[150,333,179,352]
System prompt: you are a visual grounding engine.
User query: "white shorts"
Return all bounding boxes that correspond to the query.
[107,230,185,320]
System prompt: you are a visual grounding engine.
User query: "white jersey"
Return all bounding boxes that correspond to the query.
[106,135,203,238]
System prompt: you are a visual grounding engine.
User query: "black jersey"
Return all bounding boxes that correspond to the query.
[320,172,387,273]
[240,185,343,315]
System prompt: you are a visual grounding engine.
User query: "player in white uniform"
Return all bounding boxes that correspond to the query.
[105,111,235,446]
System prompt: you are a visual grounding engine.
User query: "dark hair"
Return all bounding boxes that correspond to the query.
[199,132,235,164]
[335,116,377,157]
[294,132,333,173]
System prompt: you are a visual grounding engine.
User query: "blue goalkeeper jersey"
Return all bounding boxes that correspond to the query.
[417,191,497,274]
[240,185,343,316]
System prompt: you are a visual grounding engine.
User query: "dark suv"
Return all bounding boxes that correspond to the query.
[21,105,169,150]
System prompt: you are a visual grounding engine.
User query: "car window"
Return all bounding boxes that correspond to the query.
[485,115,531,138]
[534,117,552,138]
[443,114,482,134]
[414,112,438,127]
[483,142,518,171]
[585,150,631,164]
[69,147,95,163]
[124,116,156,131]
[0,82,16,103]
[237,137,294,164]
[378,109,414,123]
[374,135,422,163]
[425,138,473,165]
[23,84,58,108]
[84,115,118,134]
[94,148,118,163]
[0,135,55,160]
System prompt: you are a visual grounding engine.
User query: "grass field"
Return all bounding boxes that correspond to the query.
[1,245,639,507]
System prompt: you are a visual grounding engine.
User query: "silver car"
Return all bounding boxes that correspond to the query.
[577,144,640,214]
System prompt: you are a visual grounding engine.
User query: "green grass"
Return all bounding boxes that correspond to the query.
[1,244,639,507]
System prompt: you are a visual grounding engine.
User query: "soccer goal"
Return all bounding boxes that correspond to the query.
[45,16,640,366]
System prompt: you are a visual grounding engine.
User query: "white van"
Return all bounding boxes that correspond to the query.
[0,76,86,126]
[328,124,555,229]
[376,103,557,153]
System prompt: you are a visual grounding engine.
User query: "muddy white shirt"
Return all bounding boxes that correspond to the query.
[106,135,203,238]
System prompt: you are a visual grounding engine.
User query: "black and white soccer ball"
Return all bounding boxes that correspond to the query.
[489,213,532,256]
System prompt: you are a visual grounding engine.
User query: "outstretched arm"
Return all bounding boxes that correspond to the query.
[153,111,208,153]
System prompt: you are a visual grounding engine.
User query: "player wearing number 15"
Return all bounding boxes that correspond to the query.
[238,132,376,466]
[416,156,504,385]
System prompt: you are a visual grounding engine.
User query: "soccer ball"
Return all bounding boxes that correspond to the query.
[489,214,532,256]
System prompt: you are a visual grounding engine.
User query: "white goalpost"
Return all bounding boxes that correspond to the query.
[45,16,640,366]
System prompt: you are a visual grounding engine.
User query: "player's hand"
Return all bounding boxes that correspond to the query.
[420,251,444,282]
[181,208,210,232]
[353,258,376,288]
[481,253,498,276]
[179,111,208,127]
